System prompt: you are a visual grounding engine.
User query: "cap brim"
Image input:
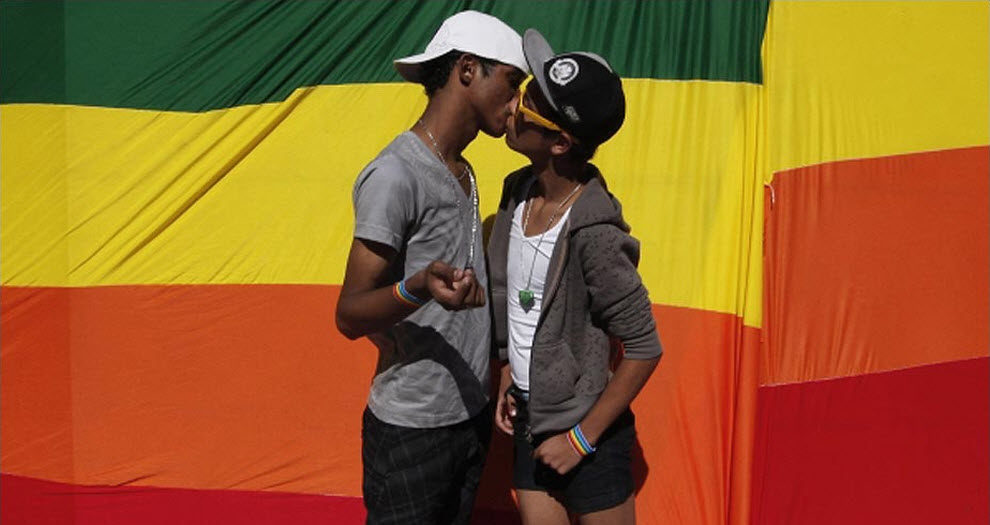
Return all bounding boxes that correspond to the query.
[393,49,447,83]
[522,29,558,112]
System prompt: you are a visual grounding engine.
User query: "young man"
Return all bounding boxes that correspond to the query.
[489,30,662,524]
[334,10,528,525]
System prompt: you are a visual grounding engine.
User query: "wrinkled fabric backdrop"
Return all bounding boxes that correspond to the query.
[1,1,986,524]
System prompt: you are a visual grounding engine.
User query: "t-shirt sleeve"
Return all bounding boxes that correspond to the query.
[351,157,417,251]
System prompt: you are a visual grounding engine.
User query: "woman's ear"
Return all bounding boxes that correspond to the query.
[550,132,575,156]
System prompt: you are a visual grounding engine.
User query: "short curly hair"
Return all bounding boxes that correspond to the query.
[420,51,499,97]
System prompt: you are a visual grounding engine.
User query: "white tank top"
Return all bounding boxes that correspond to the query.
[507,197,571,391]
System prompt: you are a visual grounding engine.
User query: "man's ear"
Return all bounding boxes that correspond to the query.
[457,54,476,86]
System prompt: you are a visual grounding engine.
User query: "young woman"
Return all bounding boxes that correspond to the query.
[488,30,662,524]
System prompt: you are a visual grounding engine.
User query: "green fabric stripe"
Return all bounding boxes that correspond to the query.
[1,0,768,112]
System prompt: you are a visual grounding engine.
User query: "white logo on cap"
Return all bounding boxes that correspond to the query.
[562,105,580,123]
[549,58,579,86]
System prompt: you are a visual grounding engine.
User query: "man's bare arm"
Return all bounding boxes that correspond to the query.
[335,239,487,339]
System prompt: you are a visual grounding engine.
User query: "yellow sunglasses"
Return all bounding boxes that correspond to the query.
[517,77,563,132]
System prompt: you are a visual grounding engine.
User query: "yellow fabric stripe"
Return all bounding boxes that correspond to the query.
[1,106,70,283]
[1,80,763,325]
[1,87,410,289]
[602,81,763,327]
[764,0,989,179]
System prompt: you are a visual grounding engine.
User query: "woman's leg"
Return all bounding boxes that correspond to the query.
[517,489,571,525]
[578,494,635,525]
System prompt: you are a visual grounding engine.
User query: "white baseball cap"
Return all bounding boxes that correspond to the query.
[394,10,529,83]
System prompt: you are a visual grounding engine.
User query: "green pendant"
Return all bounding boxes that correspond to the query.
[519,289,535,309]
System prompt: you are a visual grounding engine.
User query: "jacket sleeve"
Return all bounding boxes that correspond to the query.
[573,224,662,360]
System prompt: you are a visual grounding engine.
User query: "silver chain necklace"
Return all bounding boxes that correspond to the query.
[463,168,479,269]
[418,119,479,268]
[419,119,468,181]
[518,181,582,309]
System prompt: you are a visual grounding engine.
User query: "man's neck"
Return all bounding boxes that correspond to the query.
[415,94,479,162]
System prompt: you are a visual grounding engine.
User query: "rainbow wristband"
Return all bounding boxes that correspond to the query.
[567,424,596,457]
[393,280,428,307]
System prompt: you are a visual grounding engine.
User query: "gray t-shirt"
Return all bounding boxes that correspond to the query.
[352,131,491,428]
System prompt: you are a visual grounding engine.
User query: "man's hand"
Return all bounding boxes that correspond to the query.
[533,432,583,475]
[495,362,516,435]
[425,260,486,310]
[335,240,486,339]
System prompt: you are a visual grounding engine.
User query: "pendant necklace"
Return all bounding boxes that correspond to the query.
[418,119,479,268]
[518,181,582,310]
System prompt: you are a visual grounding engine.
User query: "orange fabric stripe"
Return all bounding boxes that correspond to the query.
[763,146,989,385]
[1,284,374,495]
[1,286,758,525]
[0,288,73,480]
[634,305,760,525]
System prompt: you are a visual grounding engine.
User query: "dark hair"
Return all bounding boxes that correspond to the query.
[546,107,598,162]
[420,50,499,97]
[531,123,598,163]
[527,86,599,163]
[538,125,598,163]
[568,140,599,163]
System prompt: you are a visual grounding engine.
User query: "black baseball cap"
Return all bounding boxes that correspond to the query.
[522,29,625,146]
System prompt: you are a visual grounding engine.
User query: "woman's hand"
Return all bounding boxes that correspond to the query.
[495,362,516,435]
[533,433,582,475]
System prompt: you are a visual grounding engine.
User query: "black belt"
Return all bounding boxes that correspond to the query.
[507,383,530,403]
[507,384,535,443]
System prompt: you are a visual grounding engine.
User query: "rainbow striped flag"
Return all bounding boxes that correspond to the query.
[2,2,986,524]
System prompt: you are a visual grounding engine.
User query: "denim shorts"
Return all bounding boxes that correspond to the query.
[509,385,635,514]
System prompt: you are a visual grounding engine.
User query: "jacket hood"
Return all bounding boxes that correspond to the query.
[566,164,631,234]
[500,163,630,234]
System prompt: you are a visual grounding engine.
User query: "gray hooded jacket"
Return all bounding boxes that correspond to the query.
[488,165,662,435]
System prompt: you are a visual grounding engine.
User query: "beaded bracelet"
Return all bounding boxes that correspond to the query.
[393,280,428,307]
[567,424,596,457]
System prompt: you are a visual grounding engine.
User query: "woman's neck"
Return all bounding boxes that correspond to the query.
[531,159,587,202]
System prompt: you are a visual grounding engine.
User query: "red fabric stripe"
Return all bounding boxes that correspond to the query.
[0,473,525,525]
[0,473,365,525]
[751,358,989,525]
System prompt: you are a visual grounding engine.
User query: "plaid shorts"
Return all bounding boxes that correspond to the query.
[361,405,492,525]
